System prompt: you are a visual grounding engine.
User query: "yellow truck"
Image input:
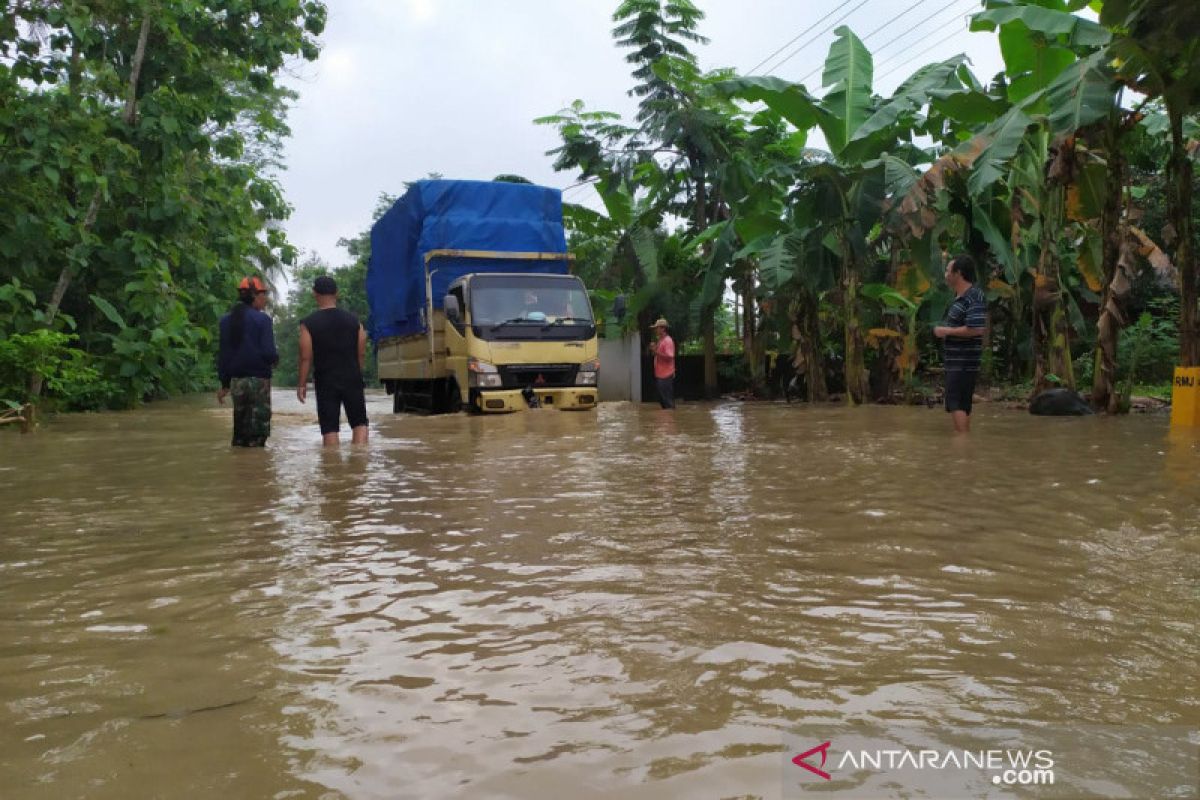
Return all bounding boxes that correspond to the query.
[367,181,600,414]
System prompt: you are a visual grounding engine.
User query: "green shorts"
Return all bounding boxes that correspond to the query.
[230,377,271,447]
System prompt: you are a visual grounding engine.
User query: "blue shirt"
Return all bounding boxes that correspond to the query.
[217,306,278,387]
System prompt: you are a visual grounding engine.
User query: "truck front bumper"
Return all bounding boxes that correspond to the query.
[474,387,598,413]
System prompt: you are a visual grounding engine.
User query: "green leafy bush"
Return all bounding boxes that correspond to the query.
[0,330,113,411]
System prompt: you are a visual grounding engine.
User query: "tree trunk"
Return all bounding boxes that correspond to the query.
[1032,183,1075,397]
[31,12,152,401]
[1169,106,1198,366]
[733,291,740,343]
[841,239,866,405]
[702,312,717,398]
[742,274,763,396]
[964,200,990,279]
[790,291,828,402]
[691,155,719,399]
[1091,116,1127,413]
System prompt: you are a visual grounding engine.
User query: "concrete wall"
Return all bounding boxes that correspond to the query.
[598,332,642,403]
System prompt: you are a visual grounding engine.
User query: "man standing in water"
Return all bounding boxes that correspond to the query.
[217,276,278,447]
[934,254,987,433]
[649,318,676,409]
[297,275,369,445]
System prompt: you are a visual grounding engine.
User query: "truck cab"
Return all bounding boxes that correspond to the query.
[443,272,598,412]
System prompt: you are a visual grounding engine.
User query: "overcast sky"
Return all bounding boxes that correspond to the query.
[277,0,1005,269]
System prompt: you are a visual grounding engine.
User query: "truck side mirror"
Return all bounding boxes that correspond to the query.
[611,294,627,322]
[444,295,461,323]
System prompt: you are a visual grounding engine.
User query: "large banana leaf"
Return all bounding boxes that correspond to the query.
[562,203,618,239]
[1043,51,1119,136]
[712,76,828,134]
[733,212,785,247]
[695,221,738,311]
[1071,160,1109,222]
[971,196,1018,284]
[854,57,967,140]
[595,178,634,228]
[967,105,1036,197]
[971,5,1110,105]
[928,88,1010,127]
[760,230,838,295]
[820,26,873,157]
[848,168,885,232]
[758,234,800,292]
[955,49,1113,200]
[628,227,660,284]
[861,282,918,311]
[970,6,1111,50]
[1004,40,1076,105]
[842,56,967,163]
[866,154,921,200]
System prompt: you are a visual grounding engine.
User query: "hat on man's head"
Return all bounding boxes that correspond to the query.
[313,275,338,296]
[650,318,669,329]
[238,276,266,293]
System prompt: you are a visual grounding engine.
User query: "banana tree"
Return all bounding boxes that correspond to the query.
[719,107,813,395]
[754,185,842,402]
[539,0,747,398]
[861,282,923,402]
[967,1,1116,393]
[1100,0,1200,365]
[1078,99,1131,412]
[719,28,973,403]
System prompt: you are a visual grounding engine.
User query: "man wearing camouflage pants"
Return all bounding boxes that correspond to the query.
[217,276,278,447]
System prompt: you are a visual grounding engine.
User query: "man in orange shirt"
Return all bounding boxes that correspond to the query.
[649,318,676,409]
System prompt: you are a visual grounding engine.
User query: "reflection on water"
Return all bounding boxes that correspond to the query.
[0,393,1197,798]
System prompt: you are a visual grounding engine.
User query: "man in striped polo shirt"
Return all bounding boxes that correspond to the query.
[934,254,987,433]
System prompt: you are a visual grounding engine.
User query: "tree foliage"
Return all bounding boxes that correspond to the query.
[0,0,326,410]
[538,0,1196,408]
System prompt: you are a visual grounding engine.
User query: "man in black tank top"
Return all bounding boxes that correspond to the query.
[297,275,369,445]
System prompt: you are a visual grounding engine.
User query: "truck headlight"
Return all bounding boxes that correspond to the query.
[468,358,503,388]
[576,358,599,386]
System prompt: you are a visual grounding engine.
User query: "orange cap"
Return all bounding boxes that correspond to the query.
[238,276,266,292]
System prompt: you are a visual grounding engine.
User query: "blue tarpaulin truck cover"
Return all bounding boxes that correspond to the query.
[366,180,569,339]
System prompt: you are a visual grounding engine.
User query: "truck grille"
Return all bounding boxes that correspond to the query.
[498,364,578,388]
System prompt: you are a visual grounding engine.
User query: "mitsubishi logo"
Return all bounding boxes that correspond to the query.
[534,374,546,385]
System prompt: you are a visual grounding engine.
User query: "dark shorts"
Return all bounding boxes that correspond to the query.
[655,376,675,409]
[944,369,978,415]
[315,380,368,434]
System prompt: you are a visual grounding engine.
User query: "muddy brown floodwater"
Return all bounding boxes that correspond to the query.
[0,392,1197,799]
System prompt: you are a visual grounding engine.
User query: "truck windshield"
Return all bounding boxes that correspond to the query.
[469,276,594,339]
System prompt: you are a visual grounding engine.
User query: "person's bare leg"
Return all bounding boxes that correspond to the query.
[351,425,368,444]
[322,432,340,446]
[952,410,970,433]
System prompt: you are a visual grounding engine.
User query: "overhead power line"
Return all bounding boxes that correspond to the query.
[874,21,973,85]
[743,0,854,75]
[860,0,932,41]
[561,177,599,199]
[868,0,976,64]
[796,0,973,86]
[765,0,872,77]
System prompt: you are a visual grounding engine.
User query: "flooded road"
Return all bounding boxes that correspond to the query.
[1,393,1197,799]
